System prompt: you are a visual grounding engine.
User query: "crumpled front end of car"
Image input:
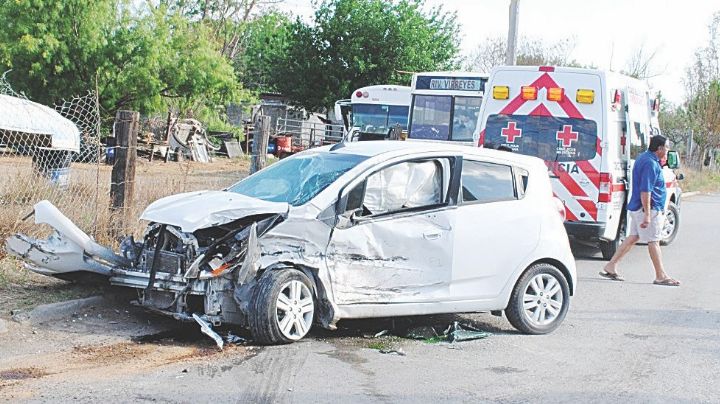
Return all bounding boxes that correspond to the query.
[111,214,283,326]
[4,193,306,328]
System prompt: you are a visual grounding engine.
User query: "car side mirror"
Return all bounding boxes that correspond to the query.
[336,208,360,229]
[666,150,680,169]
[676,173,685,181]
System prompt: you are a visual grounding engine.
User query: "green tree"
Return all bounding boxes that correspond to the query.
[683,12,720,168]
[234,11,293,92]
[270,0,461,111]
[0,1,242,116]
[658,97,690,153]
[0,0,116,105]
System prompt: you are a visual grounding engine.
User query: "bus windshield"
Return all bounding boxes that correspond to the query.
[352,104,409,135]
[409,95,482,141]
[484,114,598,162]
[451,96,483,141]
[409,95,451,140]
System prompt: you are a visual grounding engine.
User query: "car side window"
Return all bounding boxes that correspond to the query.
[359,160,444,216]
[460,160,516,204]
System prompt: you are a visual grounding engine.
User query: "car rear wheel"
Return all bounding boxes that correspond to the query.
[249,269,315,345]
[505,263,570,334]
[660,202,679,246]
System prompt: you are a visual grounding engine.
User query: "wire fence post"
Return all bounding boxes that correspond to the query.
[111,110,138,235]
[250,115,270,174]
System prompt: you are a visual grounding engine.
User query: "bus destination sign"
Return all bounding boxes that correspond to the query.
[415,75,487,92]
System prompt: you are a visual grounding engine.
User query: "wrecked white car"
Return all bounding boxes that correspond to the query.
[6,141,576,344]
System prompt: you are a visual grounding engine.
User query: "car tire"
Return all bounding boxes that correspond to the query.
[660,202,680,246]
[600,217,626,260]
[505,263,570,335]
[249,269,315,345]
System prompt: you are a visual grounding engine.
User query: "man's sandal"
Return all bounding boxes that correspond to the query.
[599,271,624,281]
[653,278,680,286]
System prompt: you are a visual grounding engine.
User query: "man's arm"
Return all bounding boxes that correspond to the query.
[640,191,651,228]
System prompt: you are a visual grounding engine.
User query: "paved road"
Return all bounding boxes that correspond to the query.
[2,194,719,403]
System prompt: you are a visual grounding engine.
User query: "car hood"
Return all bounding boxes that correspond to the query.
[140,190,289,232]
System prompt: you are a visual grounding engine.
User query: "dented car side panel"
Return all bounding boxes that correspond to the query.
[327,208,456,304]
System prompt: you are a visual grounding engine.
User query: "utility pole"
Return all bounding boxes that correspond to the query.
[506,0,520,65]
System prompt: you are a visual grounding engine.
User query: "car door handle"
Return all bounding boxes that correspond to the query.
[423,232,441,240]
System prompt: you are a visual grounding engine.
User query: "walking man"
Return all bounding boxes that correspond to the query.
[599,134,680,286]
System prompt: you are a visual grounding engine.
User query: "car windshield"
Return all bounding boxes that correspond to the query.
[484,114,598,162]
[227,152,368,206]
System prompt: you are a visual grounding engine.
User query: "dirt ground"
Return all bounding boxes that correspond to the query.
[0,293,260,401]
[0,288,489,401]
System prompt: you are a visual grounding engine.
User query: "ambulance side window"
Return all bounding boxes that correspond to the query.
[630,122,647,159]
[460,160,516,204]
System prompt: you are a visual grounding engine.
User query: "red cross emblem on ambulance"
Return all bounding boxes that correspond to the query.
[501,121,522,143]
[556,125,578,147]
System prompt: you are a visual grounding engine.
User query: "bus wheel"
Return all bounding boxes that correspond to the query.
[600,217,626,260]
[660,202,680,246]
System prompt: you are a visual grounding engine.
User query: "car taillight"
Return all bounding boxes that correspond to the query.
[599,172,612,203]
[553,197,566,221]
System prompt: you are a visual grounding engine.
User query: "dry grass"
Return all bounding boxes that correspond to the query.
[0,258,102,314]
[0,153,251,311]
[680,168,720,194]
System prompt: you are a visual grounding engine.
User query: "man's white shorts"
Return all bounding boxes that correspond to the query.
[628,209,665,243]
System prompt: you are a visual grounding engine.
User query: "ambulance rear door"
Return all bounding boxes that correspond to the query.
[477,67,605,226]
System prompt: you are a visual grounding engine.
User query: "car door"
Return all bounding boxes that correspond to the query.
[451,158,540,300]
[327,157,458,305]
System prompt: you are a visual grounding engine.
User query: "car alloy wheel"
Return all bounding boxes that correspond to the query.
[505,263,570,334]
[275,280,314,341]
[522,273,564,327]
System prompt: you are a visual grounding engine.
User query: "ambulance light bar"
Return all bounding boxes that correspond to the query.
[576,89,595,104]
[493,86,510,100]
[521,86,538,100]
[547,87,564,101]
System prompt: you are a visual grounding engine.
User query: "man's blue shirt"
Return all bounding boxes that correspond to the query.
[628,150,666,211]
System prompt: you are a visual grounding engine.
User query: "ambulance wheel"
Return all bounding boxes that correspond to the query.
[660,202,679,246]
[600,217,626,260]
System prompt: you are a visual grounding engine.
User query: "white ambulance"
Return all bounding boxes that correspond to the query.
[474,66,682,259]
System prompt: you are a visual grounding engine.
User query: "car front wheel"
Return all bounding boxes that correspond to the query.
[249,269,315,345]
[505,263,570,334]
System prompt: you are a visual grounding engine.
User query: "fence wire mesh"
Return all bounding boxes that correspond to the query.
[1,74,254,253]
[0,74,103,247]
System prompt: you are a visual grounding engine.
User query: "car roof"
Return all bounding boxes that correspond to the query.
[311,140,543,166]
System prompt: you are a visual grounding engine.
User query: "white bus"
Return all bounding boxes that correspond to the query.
[334,85,411,140]
[408,71,489,143]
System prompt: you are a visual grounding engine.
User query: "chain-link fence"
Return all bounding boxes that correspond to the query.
[105,112,251,241]
[0,73,103,249]
[1,75,252,253]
